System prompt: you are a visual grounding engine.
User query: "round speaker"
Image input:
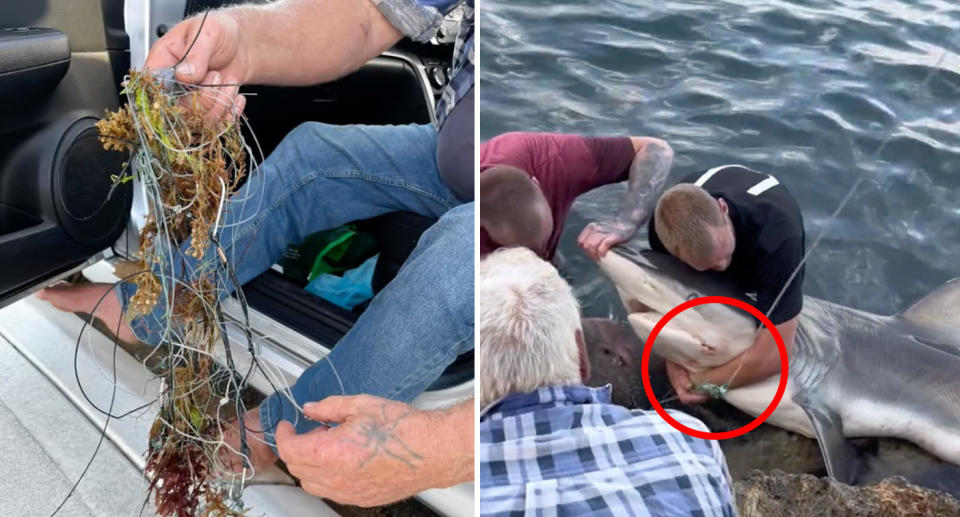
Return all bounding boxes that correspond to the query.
[52,118,133,247]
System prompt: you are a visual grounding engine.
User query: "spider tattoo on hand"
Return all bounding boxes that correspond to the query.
[340,403,424,469]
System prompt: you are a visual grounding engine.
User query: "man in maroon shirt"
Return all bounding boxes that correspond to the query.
[479,132,673,261]
[478,132,673,409]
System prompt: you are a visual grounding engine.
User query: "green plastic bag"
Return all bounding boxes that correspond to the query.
[277,225,377,284]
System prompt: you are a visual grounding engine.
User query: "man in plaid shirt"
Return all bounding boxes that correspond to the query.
[478,247,736,516]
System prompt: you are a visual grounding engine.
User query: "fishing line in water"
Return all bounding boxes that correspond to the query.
[704,48,952,395]
[764,48,950,323]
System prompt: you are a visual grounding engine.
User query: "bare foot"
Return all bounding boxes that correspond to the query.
[221,406,279,475]
[36,282,139,343]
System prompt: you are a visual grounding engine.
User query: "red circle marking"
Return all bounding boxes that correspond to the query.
[640,295,788,440]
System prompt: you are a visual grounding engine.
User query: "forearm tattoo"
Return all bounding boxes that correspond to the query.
[339,403,424,470]
[620,141,672,226]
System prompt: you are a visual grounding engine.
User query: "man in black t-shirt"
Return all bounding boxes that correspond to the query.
[647,165,806,404]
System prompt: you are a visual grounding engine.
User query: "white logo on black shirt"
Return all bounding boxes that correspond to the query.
[695,165,780,196]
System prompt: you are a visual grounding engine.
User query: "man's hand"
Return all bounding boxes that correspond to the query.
[689,317,797,391]
[146,11,247,84]
[665,360,709,404]
[578,219,637,261]
[140,0,414,123]
[276,395,473,507]
[145,11,247,120]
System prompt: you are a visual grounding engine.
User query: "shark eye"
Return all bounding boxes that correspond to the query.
[686,292,700,302]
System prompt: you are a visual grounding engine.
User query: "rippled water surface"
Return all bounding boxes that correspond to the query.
[480,0,960,317]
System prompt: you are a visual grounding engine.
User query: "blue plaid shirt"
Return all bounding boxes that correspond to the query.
[480,385,737,517]
[372,0,474,127]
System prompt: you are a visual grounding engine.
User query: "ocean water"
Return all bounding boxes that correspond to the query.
[479,0,960,318]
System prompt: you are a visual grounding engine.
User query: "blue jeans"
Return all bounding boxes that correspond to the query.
[118,122,474,450]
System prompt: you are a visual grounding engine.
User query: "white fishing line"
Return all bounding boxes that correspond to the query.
[763,48,951,321]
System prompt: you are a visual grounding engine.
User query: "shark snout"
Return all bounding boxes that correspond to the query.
[599,249,757,369]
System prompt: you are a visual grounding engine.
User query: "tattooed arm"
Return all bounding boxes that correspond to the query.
[275,395,474,507]
[578,137,673,260]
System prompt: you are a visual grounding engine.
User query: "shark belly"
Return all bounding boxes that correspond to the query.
[820,322,960,465]
[791,304,960,467]
[724,375,814,437]
[597,247,960,472]
[706,302,960,467]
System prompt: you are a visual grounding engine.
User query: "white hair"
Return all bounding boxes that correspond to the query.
[478,247,583,408]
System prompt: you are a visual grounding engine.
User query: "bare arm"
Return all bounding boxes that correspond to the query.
[437,397,476,485]
[692,316,797,390]
[621,137,673,228]
[146,0,403,87]
[230,0,403,85]
[578,137,673,260]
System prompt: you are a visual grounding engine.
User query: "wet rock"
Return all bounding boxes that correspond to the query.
[718,425,825,478]
[734,471,960,517]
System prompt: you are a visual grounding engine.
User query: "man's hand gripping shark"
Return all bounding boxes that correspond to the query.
[595,246,960,485]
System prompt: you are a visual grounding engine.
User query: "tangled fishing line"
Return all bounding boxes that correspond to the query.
[44,13,344,516]
[85,66,272,516]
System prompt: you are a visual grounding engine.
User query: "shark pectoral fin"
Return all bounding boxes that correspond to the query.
[798,401,860,484]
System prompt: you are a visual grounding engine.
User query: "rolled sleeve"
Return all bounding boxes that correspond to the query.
[370,0,459,42]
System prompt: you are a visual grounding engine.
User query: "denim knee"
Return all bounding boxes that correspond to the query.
[420,202,474,251]
[416,202,475,327]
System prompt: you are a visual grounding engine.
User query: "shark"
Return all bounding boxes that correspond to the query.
[597,246,960,483]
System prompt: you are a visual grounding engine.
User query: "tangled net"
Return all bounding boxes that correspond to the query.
[97,69,261,516]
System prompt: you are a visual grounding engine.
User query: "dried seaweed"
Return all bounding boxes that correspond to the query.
[97,69,254,516]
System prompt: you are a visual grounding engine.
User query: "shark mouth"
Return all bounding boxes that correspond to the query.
[626,298,658,314]
[621,297,720,371]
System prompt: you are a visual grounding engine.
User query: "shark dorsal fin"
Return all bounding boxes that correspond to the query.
[899,277,960,333]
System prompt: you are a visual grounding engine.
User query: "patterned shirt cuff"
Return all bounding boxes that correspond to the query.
[370,0,444,43]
